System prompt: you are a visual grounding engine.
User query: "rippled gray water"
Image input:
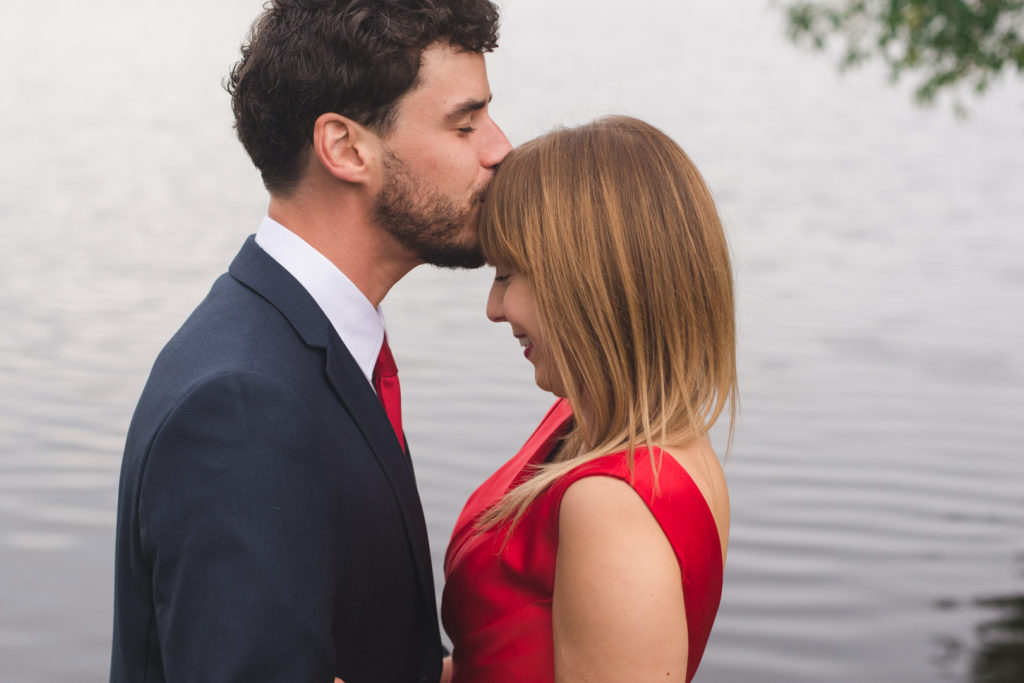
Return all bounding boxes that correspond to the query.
[2,1,1023,681]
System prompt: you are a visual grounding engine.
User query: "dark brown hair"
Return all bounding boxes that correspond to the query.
[227,0,500,194]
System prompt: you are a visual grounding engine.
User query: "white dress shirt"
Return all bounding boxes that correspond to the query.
[255,216,385,385]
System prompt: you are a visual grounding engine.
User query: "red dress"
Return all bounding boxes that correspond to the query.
[442,400,724,682]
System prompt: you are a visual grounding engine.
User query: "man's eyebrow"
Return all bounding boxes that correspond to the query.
[444,94,493,123]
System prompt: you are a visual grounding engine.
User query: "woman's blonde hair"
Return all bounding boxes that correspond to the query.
[478,115,737,530]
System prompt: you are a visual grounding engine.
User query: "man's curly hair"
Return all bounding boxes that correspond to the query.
[227,0,500,194]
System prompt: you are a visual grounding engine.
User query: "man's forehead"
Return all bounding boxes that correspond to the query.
[396,46,491,121]
[419,45,488,91]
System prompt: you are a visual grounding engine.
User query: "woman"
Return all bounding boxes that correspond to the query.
[441,116,737,682]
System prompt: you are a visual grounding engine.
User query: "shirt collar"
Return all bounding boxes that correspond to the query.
[254,216,384,383]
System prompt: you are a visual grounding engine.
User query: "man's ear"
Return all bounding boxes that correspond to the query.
[312,113,380,185]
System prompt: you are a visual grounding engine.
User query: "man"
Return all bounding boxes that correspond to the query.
[110,1,510,681]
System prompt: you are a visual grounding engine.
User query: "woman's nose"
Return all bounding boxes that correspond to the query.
[486,283,505,323]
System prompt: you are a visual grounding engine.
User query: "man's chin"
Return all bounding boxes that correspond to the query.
[425,243,485,270]
[429,224,484,269]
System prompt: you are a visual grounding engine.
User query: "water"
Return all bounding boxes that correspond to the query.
[2,1,1023,681]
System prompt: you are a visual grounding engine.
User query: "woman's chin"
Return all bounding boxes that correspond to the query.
[533,374,567,399]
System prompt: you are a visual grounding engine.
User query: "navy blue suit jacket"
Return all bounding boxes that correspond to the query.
[111,237,442,682]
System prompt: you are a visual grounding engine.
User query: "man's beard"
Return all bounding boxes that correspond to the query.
[372,148,485,269]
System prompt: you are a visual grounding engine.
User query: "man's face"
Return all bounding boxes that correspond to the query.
[372,42,512,269]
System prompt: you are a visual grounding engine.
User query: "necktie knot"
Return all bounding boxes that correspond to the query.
[372,337,398,379]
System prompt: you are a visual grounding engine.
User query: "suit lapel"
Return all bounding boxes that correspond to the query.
[321,335,437,606]
[228,236,437,610]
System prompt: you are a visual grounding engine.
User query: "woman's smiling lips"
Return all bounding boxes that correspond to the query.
[514,334,533,359]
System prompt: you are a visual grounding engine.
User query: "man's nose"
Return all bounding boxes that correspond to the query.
[481,118,512,169]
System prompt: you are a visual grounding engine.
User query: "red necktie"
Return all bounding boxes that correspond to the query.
[372,336,405,452]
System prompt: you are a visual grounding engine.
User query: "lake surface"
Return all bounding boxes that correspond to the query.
[2,0,1023,681]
